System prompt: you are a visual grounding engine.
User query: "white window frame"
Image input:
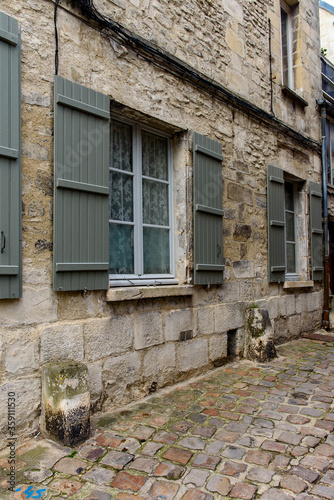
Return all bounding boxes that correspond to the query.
[280,1,294,89]
[109,114,176,287]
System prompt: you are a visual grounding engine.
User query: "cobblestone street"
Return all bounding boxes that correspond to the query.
[2,334,334,499]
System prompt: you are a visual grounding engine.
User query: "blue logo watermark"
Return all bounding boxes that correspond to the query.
[15,486,46,498]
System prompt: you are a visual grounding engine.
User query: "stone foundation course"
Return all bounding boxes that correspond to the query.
[0,337,333,498]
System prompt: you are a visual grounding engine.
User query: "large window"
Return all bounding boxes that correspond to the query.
[109,117,175,285]
[280,2,293,88]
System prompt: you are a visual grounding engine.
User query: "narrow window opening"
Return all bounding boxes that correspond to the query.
[227,329,238,360]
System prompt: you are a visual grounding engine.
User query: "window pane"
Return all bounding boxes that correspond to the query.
[110,171,133,221]
[143,227,170,274]
[142,131,168,180]
[286,212,295,242]
[142,179,169,226]
[109,223,134,274]
[331,122,334,184]
[111,120,132,172]
[284,182,294,211]
[281,7,288,86]
[286,242,296,274]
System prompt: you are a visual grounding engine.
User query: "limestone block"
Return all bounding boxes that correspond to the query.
[177,338,208,373]
[197,307,215,335]
[192,286,218,306]
[143,343,176,385]
[307,292,320,312]
[235,328,246,357]
[218,281,240,303]
[0,334,3,367]
[165,308,194,341]
[103,352,141,387]
[255,298,278,320]
[0,287,57,327]
[87,362,103,402]
[215,302,245,333]
[273,316,290,342]
[23,264,48,286]
[226,28,244,57]
[227,183,252,206]
[233,261,255,279]
[58,292,101,321]
[224,0,244,23]
[209,333,228,362]
[134,311,163,349]
[22,92,51,107]
[312,310,322,330]
[295,294,307,314]
[0,378,41,447]
[288,314,301,338]
[285,295,296,316]
[277,296,287,317]
[41,323,84,363]
[85,316,133,361]
[244,308,276,362]
[5,337,39,375]
[42,362,90,446]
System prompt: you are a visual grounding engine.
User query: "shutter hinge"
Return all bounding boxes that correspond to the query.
[1,232,5,253]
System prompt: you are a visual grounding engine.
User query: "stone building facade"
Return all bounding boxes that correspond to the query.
[0,0,324,446]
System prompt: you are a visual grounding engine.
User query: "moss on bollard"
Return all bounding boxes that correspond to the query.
[245,307,277,362]
[41,362,90,447]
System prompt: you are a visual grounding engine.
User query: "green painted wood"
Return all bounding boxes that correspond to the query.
[54,76,110,291]
[56,93,110,120]
[309,181,323,281]
[0,12,21,299]
[193,132,224,285]
[267,165,285,283]
[57,178,109,195]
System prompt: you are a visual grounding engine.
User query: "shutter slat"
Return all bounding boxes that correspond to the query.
[193,132,224,285]
[0,27,18,45]
[196,264,225,271]
[0,266,19,275]
[57,178,109,195]
[195,144,224,161]
[309,181,323,281]
[56,94,110,120]
[54,76,110,291]
[0,146,18,159]
[56,262,109,272]
[267,165,285,283]
[196,204,224,216]
[0,12,21,299]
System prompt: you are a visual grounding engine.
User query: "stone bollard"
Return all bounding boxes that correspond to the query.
[244,307,277,363]
[41,362,90,447]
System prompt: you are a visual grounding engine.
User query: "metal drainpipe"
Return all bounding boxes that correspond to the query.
[318,102,330,329]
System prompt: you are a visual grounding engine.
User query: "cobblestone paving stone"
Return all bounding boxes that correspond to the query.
[2,337,334,498]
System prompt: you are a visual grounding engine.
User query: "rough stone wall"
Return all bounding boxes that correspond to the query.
[0,0,323,447]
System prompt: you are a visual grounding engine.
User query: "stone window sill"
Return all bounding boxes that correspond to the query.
[283,280,314,289]
[105,285,194,302]
[281,86,308,108]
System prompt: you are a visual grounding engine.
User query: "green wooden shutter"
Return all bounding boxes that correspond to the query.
[309,182,323,281]
[0,12,21,299]
[193,132,224,285]
[267,165,285,283]
[54,76,110,291]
